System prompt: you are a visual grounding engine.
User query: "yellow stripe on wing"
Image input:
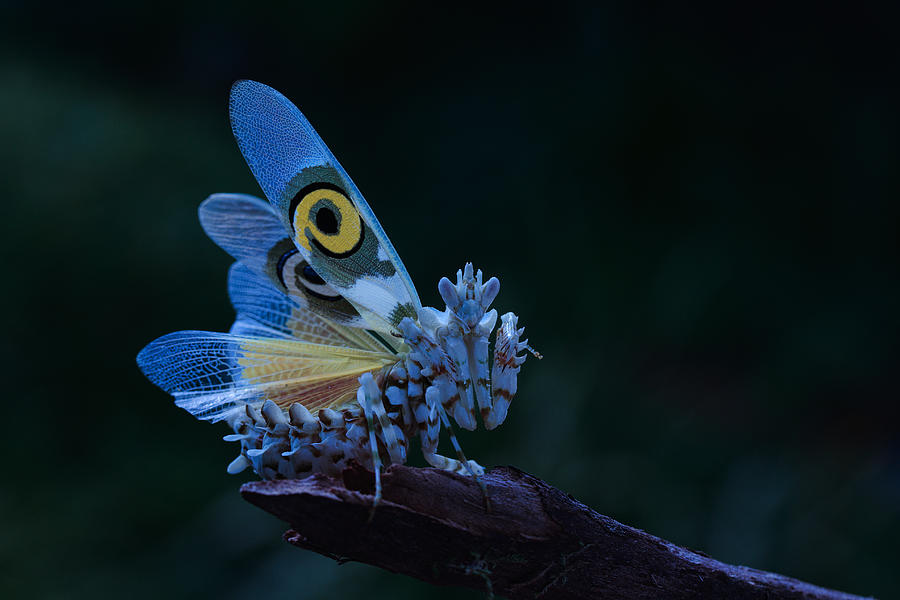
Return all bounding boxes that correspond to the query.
[137,331,397,421]
[238,337,397,411]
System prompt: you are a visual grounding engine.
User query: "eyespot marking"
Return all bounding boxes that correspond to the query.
[275,247,342,301]
[290,183,363,258]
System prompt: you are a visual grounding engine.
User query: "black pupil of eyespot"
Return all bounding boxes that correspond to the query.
[315,207,338,234]
[302,264,326,285]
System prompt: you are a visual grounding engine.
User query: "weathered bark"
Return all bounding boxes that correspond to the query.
[241,464,874,600]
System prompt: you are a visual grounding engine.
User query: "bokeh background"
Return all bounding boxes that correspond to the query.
[2,2,898,598]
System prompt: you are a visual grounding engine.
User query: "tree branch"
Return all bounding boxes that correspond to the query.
[240,464,874,600]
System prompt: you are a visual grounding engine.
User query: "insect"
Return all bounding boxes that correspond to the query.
[137,80,540,504]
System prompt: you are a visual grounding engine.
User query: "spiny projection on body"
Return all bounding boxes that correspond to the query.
[137,81,540,503]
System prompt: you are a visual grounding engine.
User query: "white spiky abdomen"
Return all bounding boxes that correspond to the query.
[223,265,535,481]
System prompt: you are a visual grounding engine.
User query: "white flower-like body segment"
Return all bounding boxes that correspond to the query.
[221,263,537,483]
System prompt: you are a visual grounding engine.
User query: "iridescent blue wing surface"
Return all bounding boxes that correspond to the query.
[228,80,422,334]
[199,193,371,330]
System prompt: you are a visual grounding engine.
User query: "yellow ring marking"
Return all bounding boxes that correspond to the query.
[292,188,361,255]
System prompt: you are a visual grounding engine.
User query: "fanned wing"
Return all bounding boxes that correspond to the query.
[197,193,282,275]
[228,80,421,334]
[199,193,371,330]
[227,262,399,353]
[137,331,397,422]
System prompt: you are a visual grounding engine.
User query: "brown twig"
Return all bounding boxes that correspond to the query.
[240,464,874,600]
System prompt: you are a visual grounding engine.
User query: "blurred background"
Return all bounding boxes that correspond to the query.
[2,2,898,598]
